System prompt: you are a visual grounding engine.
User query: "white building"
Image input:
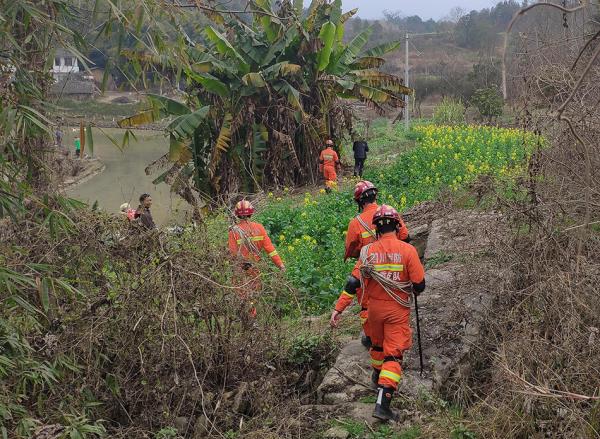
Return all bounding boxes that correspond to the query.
[52,49,79,81]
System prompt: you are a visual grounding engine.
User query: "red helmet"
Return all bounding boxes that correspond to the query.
[354,180,378,201]
[234,200,255,217]
[373,204,400,226]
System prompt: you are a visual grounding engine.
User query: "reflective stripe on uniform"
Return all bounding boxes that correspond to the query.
[341,290,355,298]
[323,154,333,160]
[379,370,401,383]
[361,229,377,238]
[236,236,265,245]
[371,358,384,367]
[268,250,278,257]
[373,264,404,272]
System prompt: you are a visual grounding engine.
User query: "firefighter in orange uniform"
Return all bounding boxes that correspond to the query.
[228,200,285,317]
[331,205,425,422]
[332,181,410,349]
[319,139,341,192]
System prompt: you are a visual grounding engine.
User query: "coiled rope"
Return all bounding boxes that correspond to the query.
[358,244,414,308]
[230,225,259,256]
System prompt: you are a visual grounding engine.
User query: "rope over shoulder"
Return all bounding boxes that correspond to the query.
[356,214,377,240]
[230,225,260,256]
[358,244,414,308]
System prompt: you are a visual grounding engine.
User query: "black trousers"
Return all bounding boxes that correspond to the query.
[354,158,365,177]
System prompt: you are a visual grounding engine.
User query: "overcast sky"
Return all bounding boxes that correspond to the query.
[327,0,501,20]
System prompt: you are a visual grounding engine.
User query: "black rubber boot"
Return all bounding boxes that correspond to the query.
[371,369,380,388]
[373,387,399,422]
[360,332,372,349]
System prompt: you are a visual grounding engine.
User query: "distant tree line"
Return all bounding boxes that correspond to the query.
[345,1,524,51]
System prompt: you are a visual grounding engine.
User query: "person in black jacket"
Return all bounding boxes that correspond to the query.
[135,193,156,230]
[352,139,369,177]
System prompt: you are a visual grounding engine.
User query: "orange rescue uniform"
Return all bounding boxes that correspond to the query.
[319,147,339,188]
[228,220,284,314]
[333,203,410,340]
[355,234,424,390]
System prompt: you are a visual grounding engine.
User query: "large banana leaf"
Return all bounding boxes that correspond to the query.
[362,41,402,58]
[350,56,386,69]
[261,61,301,79]
[340,8,358,23]
[332,27,373,70]
[317,21,336,72]
[169,134,192,163]
[191,73,229,98]
[261,26,299,66]
[147,94,190,116]
[305,0,325,32]
[171,106,211,139]
[355,84,404,106]
[117,109,159,128]
[351,70,412,94]
[329,0,342,25]
[205,26,250,73]
[242,72,267,88]
[215,113,232,152]
[275,80,303,111]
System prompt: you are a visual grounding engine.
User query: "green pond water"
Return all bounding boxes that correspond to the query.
[65,128,189,226]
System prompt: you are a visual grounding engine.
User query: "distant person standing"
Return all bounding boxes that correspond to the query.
[319,139,341,192]
[135,193,156,230]
[55,127,63,148]
[353,138,369,177]
[74,137,81,158]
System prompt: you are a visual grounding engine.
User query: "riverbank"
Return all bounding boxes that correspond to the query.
[59,157,106,191]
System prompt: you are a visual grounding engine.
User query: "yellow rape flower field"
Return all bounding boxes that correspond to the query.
[258,124,541,312]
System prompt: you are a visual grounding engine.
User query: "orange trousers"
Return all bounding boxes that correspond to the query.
[368,298,412,390]
[323,165,337,187]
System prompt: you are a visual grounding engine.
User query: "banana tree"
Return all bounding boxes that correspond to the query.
[119,0,411,200]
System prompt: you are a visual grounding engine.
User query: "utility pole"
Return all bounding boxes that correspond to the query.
[403,32,450,129]
[405,33,410,130]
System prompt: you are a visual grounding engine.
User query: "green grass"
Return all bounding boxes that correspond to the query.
[425,251,453,269]
[257,124,540,313]
[328,420,422,439]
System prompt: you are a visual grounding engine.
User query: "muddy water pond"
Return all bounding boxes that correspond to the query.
[65,128,189,226]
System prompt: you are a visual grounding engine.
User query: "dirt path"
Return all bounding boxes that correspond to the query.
[314,208,501,436]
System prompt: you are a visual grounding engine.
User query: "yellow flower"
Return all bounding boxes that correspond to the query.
[284,187,289,193]
[276,197,282,201]
[279,234,286,242]
[268,192,273,198]
[319,189,326,194]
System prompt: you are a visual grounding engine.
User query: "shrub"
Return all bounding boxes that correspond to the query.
[470,87,503,123]
[432,97,466,125]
